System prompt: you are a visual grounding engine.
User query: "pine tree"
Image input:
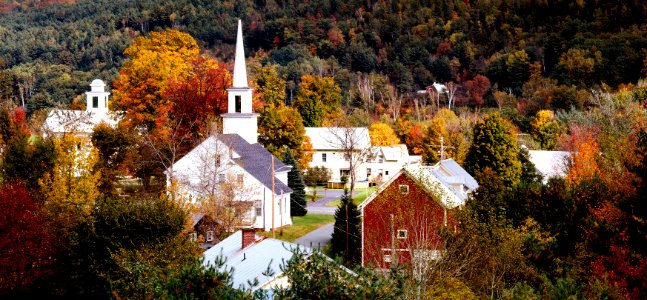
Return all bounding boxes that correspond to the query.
[465,113,522,187]
[331,188,361,265]
[283,151,307,217]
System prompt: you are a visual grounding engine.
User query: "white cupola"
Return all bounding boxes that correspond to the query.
[85,79,110,114]
[221,19,258,144]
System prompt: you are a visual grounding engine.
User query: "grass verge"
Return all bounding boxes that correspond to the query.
[259,213,334,242]
[325,186,378,207]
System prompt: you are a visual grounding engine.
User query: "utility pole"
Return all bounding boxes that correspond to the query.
[271,155,275,238]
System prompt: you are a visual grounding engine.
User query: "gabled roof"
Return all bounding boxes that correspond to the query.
[528,150,571,181]
[169,133,292,194]
[191,213,205,228]
[371,144,409,161]
[203,230,309,291]
[43,109,119,134]
[218,134,292,193]
[358,159,478,213]
[432,158,479,191]
[305,127,371,150]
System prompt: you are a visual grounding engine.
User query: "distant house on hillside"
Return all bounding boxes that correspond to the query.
[167,20,291,232]
[42,79,119,138]
[203,229,309,292]
[305,127,371,188]
[527,150,571,183]
[359,159,478,269]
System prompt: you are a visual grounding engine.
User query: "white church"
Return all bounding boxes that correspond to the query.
[43,79,119,137]
[167,20,293,231]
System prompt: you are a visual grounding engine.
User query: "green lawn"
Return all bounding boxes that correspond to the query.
[325,186,378,207]
[260,213,334,242]
[305,193,324,202]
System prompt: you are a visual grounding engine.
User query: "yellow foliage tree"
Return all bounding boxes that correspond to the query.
[112,29,200,132]
[369,122,400,146]
[40,135,101,232]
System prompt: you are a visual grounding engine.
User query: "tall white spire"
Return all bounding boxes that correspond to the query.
[232,19,248,88]
[222,19,258,144]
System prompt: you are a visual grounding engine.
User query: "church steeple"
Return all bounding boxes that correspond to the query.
[232,19,248,88]
[222,19,258,144]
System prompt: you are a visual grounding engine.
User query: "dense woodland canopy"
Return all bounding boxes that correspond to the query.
[1,0,647,299]
[0,0,646,115]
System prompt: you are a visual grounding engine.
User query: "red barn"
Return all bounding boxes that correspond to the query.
[359,160,478,269]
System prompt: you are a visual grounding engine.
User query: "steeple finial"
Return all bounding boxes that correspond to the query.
[232,19,248,88]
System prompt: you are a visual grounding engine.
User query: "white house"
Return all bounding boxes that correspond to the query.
[305,127,371,188]
[43,79,119,137]
[528,150,571,183]
[366,144,422,185]
[203,229,309,292]
[167,20,292,231]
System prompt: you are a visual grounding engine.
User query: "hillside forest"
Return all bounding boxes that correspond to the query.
[1,0,647,299]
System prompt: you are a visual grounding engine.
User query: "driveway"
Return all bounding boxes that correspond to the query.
[305,189,358,215]
[295,222,334,249]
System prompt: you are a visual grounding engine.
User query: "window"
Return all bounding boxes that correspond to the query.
[397,229,408,239]
[237,174,244,183]
[399,184,409,195]
[190,232,197,241]
[206,231,214,242]
[367,168,372,176]
[235,95,242,112]
[322,153,327,162]
[255,201,262,217]
[92,96,99,108]
[384,254,392,263]
[385,170,389,176]
[215,155,221,167]
[218,174,225,183]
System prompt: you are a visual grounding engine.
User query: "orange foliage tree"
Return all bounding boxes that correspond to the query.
[112,29,200,133]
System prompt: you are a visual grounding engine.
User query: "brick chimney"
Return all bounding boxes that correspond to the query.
[242,228,256,249]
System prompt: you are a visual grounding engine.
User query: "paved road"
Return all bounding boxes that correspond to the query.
[305,189,359,215]
[295,222,334,249]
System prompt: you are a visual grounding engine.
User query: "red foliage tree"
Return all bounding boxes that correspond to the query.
[164,56,231,143]
[465,75,491,107]
[0,183,55,295]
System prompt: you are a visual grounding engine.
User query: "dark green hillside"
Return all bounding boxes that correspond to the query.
[1,0,646,111]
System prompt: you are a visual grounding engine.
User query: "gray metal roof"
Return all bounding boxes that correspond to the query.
[217,134,292,194]
[203,230,309,291]
[435,158,479,191]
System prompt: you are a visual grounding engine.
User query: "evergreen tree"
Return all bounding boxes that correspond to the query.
[465,113,522,187]
[331,188,361,265]
[283,151,307,217]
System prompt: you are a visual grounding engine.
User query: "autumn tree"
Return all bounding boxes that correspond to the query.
[294,75,341,127]
[0,183,55,296]
[112,29,199,132]
[258,104,311,168]
[39,135,101,237]
[91,123,135,194]
[303,166,330,200]
[369,122,400,146]
[465,75,491,107]
[164,56,231,145]
[283,151,307,217]
[530,110,563,150]
[253,64,286,108]
[465,114,522,186]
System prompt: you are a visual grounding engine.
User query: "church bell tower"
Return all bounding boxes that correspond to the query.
[221,19,258,144]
